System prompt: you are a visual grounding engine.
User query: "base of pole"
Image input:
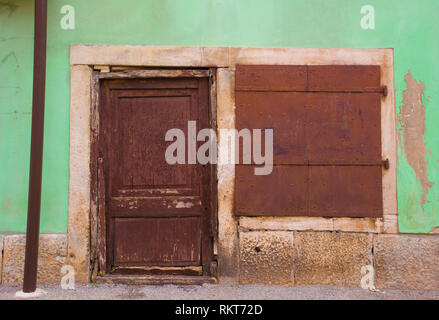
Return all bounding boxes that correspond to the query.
[15,288,47,298]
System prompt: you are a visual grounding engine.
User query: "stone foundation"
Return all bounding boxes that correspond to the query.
[239,231,294,286]
[374,234,439,290]
[237,230,439,290]
[293,232,373,286]
[1,231,438,290]
[0,234,67,285]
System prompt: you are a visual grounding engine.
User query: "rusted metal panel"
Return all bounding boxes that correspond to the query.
[309,166,383,217]
[236,91,307,164]
[307,92,382,162]
[308,65,381,92]
[234,64,383,218]
[99,77,214,274]
[235,166,308,216]
[236,65,307,91]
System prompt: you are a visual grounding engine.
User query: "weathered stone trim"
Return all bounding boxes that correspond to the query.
[71,45,393,69]
[1,234,67,285]
[216,68,239,284]
[240,215,399,234]
[71,45,229,67]
[68,65,93,283]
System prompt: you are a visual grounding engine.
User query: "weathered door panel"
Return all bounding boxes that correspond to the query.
[113,217,201,266]
[99,78,213,274]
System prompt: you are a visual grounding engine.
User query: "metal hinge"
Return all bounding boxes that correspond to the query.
[381,86,388,97]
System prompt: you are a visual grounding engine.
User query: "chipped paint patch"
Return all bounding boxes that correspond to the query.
[174,201,195,209]
[398,70,434,212]
[128,200,139,210]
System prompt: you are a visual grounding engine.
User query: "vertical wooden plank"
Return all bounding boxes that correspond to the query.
[306,92,382,162]
[235,65,307,91]
[97,157,106,274]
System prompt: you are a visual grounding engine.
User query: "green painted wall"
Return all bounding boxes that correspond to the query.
[0,0,438,233]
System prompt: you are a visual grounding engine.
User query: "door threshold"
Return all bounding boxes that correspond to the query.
[111,266,203,276]
[95,274,217,286]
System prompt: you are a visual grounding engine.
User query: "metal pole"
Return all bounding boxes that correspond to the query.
[23,0,47,293]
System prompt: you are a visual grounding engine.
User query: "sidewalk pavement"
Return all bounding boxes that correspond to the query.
[1,284,439,300]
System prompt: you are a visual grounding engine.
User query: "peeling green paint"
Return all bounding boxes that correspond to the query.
[0,0,438,233]
[398,71,434,214]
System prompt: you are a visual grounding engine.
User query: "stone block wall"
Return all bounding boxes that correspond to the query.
[1,231,438,290]
[238,230,439,290]
[0,234,68,285]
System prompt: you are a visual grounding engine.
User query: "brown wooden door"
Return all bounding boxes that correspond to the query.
[99,77,213,275]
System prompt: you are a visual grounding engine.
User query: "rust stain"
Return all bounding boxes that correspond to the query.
[398,70,434,212]
[1,197,10,211]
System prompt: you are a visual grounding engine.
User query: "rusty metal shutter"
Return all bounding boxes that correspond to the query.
[235,65,385,217]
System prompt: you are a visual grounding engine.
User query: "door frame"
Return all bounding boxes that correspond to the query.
[89,68,218,279]
[68,45,396,284]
